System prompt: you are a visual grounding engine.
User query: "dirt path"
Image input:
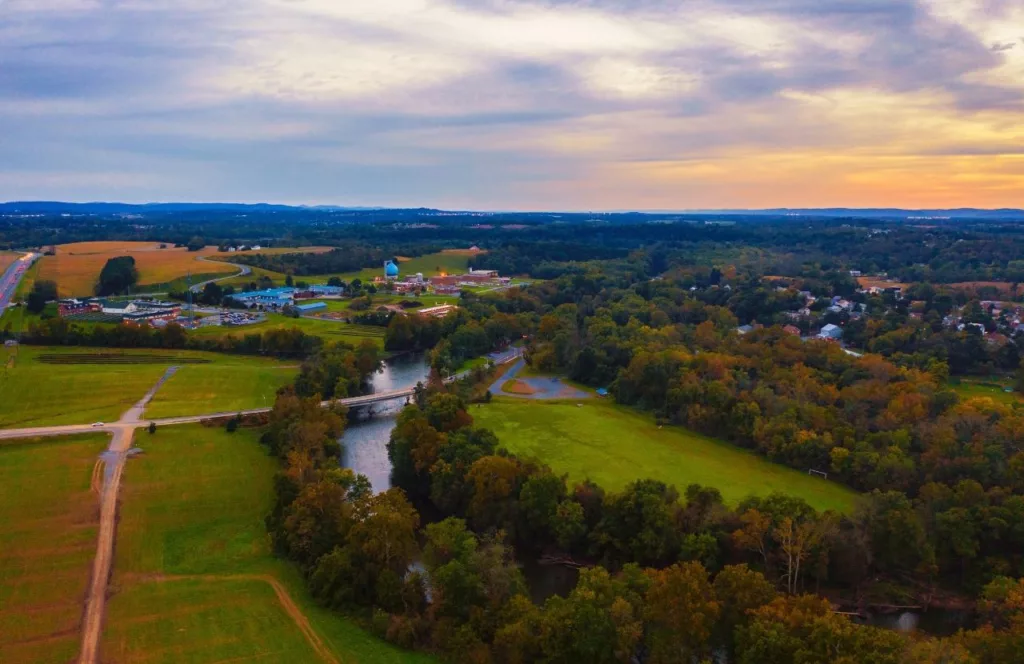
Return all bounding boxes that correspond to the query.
[79,367,179,664]
[78,426,131,664]
[140,573,341,664]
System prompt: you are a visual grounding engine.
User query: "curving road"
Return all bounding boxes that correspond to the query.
[190,255,251,292]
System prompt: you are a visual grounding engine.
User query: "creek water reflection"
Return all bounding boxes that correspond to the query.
[341,353,431,493]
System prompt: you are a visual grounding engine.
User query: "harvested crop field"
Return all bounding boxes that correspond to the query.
[0,251,20,273]
[857,276,908,290]
[39,242,238,296]
[946,281,1018,297]
[0,433,109,664]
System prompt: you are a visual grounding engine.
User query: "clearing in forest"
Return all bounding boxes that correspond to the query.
[473,398,860,513]
[0,433,109,664]
[104,424,433,664]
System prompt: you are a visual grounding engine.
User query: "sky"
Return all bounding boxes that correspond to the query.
[1,0,1022,210]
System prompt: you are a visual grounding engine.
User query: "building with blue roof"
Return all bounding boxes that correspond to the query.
[384,260,400,280]
[295,302,327,314]
[233,287,295,310]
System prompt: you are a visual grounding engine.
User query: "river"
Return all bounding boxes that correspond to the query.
[341,353,431,492]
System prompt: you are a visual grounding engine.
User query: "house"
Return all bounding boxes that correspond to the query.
[467,268,499,278]
[849,270,862,277]
[384,260,400,280]
[783,325,801,336]
[818,324,843,340]
[596,388,609,397]
[736,324,754,335]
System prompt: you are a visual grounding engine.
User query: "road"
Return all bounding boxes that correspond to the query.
[0,251,38,318]
[190,255,251,292]
[0,349,522,663]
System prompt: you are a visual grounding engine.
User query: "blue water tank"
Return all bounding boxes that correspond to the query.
[384,260,399,278]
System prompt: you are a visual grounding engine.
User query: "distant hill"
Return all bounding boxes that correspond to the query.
[2,201,1022,220]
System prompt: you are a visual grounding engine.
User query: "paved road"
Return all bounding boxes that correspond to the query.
[190,255,251,292]
[0,252,38,318]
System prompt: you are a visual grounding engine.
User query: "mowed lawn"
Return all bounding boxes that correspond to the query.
[143,359,297,419]
[949,377,1022,406]
[0,346,296,428]
[105,424,433,664]
[473,398,859,513]
[0,433,109,664]
[190,313,386,347]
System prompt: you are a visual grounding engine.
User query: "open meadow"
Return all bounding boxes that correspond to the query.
[472,398,859,513]
[949,376,1022,406]
[320,250,474,284]
[0,346,297,427]
[38,242,332,297]
[0,433,109,664]
[104,424,433,664]
[190,313,386,347]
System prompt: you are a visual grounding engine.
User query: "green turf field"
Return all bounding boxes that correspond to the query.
[472,398,859,513]
[0,347,296,428]
[105,424,433,663]
[0,433,109,664]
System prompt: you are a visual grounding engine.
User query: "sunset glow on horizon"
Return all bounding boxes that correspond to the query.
[1,0,1022,209]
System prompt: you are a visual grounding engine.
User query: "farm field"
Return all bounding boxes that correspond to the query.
[104,424,433,664]
[0,346,294,428]
[190,313,386,347]
[0,433,109,664]
[144,360,298,418]
[0,250,20,273]
[856,276,909,290]
[472,398,860,513]
[38,242,332,297]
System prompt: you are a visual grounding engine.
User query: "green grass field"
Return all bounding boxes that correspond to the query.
[142,360,297,419]
[190,313,386,347]
[104,424,433,663]
[0,347,297,428]
[472,398,859,513]
[949,377,1022,406]
[0,433,109,664]
[318,251,472,284]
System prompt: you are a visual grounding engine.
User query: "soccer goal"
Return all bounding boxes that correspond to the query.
[808,469,828,480]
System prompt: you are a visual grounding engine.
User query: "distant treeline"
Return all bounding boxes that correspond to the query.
[8,317,323,358]
[231,242,438,276]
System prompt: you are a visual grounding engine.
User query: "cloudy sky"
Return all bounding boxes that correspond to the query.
[1,0,1022,209]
